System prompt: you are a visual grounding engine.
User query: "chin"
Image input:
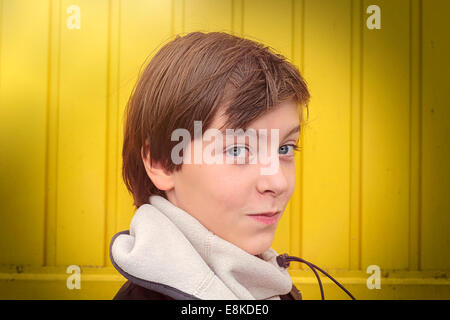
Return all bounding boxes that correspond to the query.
[241,233,275,256]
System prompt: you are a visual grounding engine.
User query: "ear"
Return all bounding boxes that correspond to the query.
[141,139,175,191]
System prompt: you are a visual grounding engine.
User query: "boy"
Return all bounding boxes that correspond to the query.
[110,31,309,300]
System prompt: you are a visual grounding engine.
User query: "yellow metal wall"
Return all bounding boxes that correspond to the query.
[0,0,449,299]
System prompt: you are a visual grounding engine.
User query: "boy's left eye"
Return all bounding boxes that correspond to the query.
[278,144,299,156]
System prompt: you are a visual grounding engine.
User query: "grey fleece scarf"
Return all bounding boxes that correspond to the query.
[110,195,293,300]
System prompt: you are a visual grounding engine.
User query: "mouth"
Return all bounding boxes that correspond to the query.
[247,211,281,225]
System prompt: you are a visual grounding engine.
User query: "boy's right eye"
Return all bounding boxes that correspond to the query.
[227,147,244,157]
[226,146,246,157]
[224,145,250,164]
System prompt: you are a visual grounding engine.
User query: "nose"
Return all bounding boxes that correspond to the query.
[255,157,289,196]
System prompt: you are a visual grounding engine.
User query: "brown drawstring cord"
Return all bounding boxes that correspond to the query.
[276,254,356,300]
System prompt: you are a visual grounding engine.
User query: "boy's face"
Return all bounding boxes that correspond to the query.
[166,98,300,255]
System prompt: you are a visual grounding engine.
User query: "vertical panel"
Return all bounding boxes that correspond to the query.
[421,0,450,270]
[56,0,109,266]
[45,0,61,266]
[349,0,363,271]
[116,0,173,233]
[409,0,421,271]
[184,0,232,32]
[243,0,294,255]
[289,0,305,264]
[0,0,49,265]
[302,0,352,269]
[104,0,120,267]
[361,0,410,270]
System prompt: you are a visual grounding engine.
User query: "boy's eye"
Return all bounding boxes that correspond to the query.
[226,145,248,157]
[224,145,252,164]
[278,144,300,156]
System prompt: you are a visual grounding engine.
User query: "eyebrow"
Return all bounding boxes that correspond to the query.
[282,124,301,140]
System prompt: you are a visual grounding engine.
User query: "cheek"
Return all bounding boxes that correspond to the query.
[178,164,253,208]
[204,165,254,207]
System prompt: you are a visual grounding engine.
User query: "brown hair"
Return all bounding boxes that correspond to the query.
[122,31,310,209]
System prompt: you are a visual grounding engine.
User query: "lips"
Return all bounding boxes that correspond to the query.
[251,211,279,217]
[247,211,281,225]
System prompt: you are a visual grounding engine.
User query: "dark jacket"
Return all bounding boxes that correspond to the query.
[113,280,303,300]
